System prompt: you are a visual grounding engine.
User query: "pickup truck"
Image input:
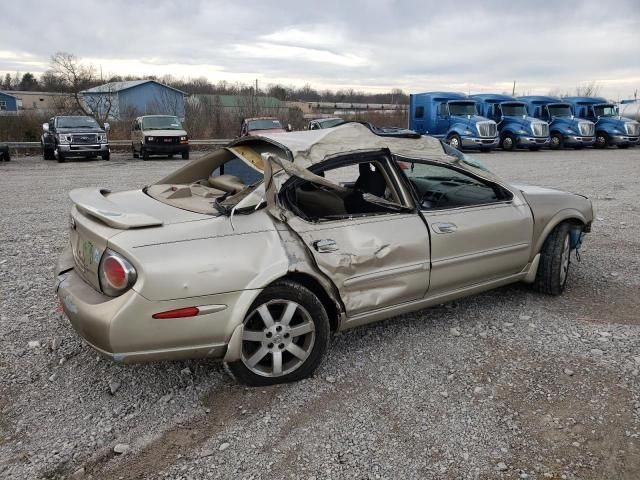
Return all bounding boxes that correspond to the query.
[41,116,110,162]
[240,117,289,136]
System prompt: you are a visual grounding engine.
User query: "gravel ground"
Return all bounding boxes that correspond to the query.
[0,148,639,480]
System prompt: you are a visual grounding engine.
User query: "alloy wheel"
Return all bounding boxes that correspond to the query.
[240,300,316,378]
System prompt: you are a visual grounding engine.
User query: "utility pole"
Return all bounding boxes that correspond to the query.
[512,81,516,96]
[255,78,258,96]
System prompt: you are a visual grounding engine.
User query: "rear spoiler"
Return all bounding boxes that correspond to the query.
[69,188,163,229]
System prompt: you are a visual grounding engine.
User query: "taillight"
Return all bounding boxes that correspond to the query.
[99,249,137,297]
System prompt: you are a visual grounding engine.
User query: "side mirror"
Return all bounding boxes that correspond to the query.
[287,124,293,132]
[104,122,110,131]
[42,123,49,132]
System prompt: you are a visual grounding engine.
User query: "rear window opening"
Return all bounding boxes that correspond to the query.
[146,141,284,215]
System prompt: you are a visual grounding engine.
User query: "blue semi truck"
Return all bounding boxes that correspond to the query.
[469,94,550,151]
[562,96,639,148]
[409,92,499,151]
[517,96,595,150]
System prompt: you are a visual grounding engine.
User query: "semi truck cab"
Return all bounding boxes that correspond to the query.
[563,96,639,149]
[517,96,595,150]
[470,94,549,151]
[409,92,499,151]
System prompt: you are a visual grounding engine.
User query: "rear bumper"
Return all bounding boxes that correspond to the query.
[59,144,109,157]
[564,135,595,147]
[461,136,499,149]
[55,245,236,363]
[143,143,189,154]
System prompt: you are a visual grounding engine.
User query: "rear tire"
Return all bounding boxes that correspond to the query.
[226,280,330,386]
[534,222,572,296]
[550,132,563,150]
[168,154,174,159]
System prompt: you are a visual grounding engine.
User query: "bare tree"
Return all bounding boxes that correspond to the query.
[575,81,601,97]
[49,52,115,122]
[50,52,95,114]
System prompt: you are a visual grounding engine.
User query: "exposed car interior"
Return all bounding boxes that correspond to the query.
[284,157,408,221]
[146,141,288,214]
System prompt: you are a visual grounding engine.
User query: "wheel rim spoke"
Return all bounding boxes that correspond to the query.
[279,301,298,326]
[241,299,316,378]
[247,346,269,367]
[257,304,275,327]
[272,351,283,375]
[289,321,314,338]
[243,329,264,342]
[286,343,308,360]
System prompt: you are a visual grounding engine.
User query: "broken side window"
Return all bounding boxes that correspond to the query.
[283,157,410,221]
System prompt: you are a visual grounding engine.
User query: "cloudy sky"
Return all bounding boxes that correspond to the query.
[1,0,639,99]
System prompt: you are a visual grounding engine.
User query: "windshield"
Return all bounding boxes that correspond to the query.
[248,119,283,131]
[320,118,345,128]
[501,103,527,116]
[142,116,183,130]
[448,102,477,116]
[594,105,617,117]
[547,105,573,117]
[56,116,99,128]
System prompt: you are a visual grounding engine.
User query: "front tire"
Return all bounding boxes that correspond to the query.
[446,133,462,150]
[501,133,516,151]
[181,151,189,160]
[55,148,65,163]
[141,147,149,160]
[594,131,609,149]
[534,222,572,296]
[132,144,139,159]
[227,281,330,386]
[101,152,110,161]
[550,132,564,150]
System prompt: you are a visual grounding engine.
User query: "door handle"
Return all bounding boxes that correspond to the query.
[432,222,457,234]
[313,239,338,253]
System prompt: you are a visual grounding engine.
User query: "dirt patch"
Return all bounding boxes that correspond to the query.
[78,382,284,480]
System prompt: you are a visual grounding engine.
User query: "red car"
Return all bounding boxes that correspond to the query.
[240,117,289,136]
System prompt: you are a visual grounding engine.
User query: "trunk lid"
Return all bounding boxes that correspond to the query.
[68,188,210,290]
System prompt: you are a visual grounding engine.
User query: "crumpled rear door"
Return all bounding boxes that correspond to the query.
[262,152,431,316]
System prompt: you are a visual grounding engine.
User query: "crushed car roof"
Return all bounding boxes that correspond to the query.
[232,122,455,167]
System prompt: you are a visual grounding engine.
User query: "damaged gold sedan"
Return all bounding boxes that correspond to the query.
[56,123,593,385]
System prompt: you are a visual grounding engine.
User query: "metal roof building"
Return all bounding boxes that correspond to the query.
[82,80,187,119]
